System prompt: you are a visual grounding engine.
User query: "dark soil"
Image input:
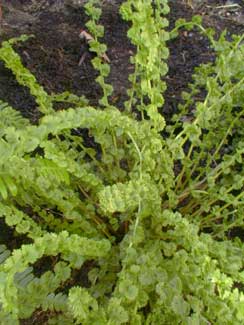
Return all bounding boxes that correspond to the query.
[0,1,244,323]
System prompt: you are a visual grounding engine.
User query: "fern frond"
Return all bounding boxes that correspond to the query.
[98,175,161,216]
[50,91,89,107]
[40,141,103,191]
[0,231,111,319]
[34,158,70,186]
[16,262,71,318]
[42,292,68,313]
[0,100,30,135]
[0,175,17,200]
[0,245,11,265]
[0,203,45,239]
[68,287,98,323]
[14,266,34,288]
[0,176,8,200]
[0,37,53,115]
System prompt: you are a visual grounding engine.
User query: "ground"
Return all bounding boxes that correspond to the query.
[0,0,244,323]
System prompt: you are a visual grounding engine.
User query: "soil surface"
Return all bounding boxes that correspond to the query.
[0,1,244,324]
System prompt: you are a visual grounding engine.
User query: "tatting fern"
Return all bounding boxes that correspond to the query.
[0,100,29,136]
[0,245,11,265]
[0,0,244,324]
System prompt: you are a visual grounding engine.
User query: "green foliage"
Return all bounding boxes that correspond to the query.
[84,0,113,107]
[0,0,244,323]
[120,0,169,130]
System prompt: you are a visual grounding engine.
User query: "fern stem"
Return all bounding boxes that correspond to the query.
[127,132,142,181]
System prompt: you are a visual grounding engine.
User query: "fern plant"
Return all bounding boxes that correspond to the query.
[0,0,244,324]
